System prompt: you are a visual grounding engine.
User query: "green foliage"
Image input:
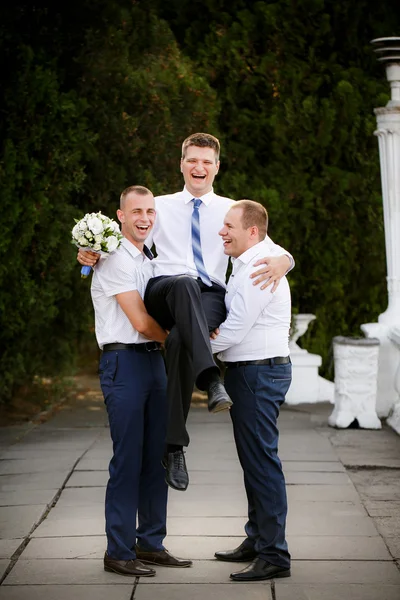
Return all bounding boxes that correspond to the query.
[158,0,400,371]
[1,0,399,401]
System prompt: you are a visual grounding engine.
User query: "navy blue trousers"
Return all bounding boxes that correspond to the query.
[99,348,168,560]
[225,362,292,569]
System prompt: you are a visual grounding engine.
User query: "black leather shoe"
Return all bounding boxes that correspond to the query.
[215,540,257,562]
[135,547,192,568]
[104,552,156,577]
[207,381,233,413]
[230,557,291,581]
[162,450,189,491]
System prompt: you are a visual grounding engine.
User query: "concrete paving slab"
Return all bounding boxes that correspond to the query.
[0,472,68,492]
[135,583,272,599]
[287,501,367,518]
[0,560,10,579]
[386,537,400,559]
[0,506,47,538]
[0,489,57,507]
[364,500,400,517]
[286,514,378,536]
[286,485,360,502]
[136,560,242,584]
[0,449,83,460]
[345,469,400,501]
[163,534,392,561]
[20,537,106,559]
[275,584,400,600]
[287,535,392,560]
[56,487,106,507]
[32,517,104,537]
[326,428,400,468]
[75,458,110,471]
[0,585,134,599]
[0,540,21,559]
[375,516,400,539]
[4,559,133,585]
[0,457,76,475]
[281,462,345,472]
[66,471,108,487]
[286,560,400,584]
[284,472,351,485]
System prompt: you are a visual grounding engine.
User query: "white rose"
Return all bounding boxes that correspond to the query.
[106,235,119,253]
[78,236,88,246]
[72,224,80,239]
[93,243,101,251]
[111,221,121,233]
[94,234,102,243]
[87,216,104,235]
[85,230,92,239]
[78,220,88,232]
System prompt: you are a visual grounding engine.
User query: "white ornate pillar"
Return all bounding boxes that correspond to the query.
[361,38,400,426]
[387,326,400,434]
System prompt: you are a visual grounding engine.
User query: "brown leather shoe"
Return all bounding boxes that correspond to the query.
[104,552,156,576]
[135,547,192,568]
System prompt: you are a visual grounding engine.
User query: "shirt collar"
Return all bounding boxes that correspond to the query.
[233,241,266,269]
[182,186,214,206]
[122,237,145,260]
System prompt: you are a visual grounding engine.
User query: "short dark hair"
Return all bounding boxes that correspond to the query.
[181,133,220,161]
[233,200,268,240]
[120,185,153,208]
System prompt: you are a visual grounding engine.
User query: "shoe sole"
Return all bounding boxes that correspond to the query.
[230,570,291,582]
[139,559,193,568]
[215,556,257,562]
[164,477,189,491]
[209,400,233,414]
[104,565,155,577]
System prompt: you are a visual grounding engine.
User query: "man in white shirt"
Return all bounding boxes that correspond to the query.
[79,133,293,493]
[91,186,191,577]
[211,200,292,582]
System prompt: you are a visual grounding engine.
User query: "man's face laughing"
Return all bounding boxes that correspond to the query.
[180,145,220,197]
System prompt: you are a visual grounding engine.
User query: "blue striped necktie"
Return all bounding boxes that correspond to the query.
[191,198,212,286]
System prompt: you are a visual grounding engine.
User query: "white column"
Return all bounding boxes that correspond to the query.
[387,326,400,434]
[362,43,400,426]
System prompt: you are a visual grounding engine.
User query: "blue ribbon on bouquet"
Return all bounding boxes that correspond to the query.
[81,266,92,279]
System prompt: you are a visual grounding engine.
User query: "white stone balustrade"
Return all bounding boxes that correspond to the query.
[329,337,381,429]
[361,39,400,433]
[387,326,400,434]
[286,314,334,405]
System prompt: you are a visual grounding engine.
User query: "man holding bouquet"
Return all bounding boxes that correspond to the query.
[90,185,191,577]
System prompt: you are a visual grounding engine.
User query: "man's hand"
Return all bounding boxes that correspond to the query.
[77,249,100,267]
[250,255,291,292]
[210,327,220,340]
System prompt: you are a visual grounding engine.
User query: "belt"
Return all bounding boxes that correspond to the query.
[225,356,291,368]
[102,342,161,353]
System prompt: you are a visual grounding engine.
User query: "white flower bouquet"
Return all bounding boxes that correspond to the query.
[71,212,123,278]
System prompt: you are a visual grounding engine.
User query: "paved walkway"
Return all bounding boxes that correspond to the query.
[0,382,400,599]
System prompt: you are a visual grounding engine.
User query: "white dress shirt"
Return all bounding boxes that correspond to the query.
[210,241,291,362]
[146,187,292,288]
[91,238,153,349]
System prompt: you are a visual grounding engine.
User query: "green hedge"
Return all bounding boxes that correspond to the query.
[1,0,399,402]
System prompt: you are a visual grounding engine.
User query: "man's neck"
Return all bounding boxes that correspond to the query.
[184,185,213,198]
[122,233,144,252]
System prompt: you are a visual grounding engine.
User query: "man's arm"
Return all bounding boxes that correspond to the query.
[211,279,273,354]
[250,239,294,292]
[116,291,167,343]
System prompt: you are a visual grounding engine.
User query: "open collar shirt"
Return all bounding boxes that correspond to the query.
[210,241,291,362]
[91,238,153,349]
[146,187,292,288]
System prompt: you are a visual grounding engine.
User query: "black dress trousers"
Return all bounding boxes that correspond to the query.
[144,275,226,446]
